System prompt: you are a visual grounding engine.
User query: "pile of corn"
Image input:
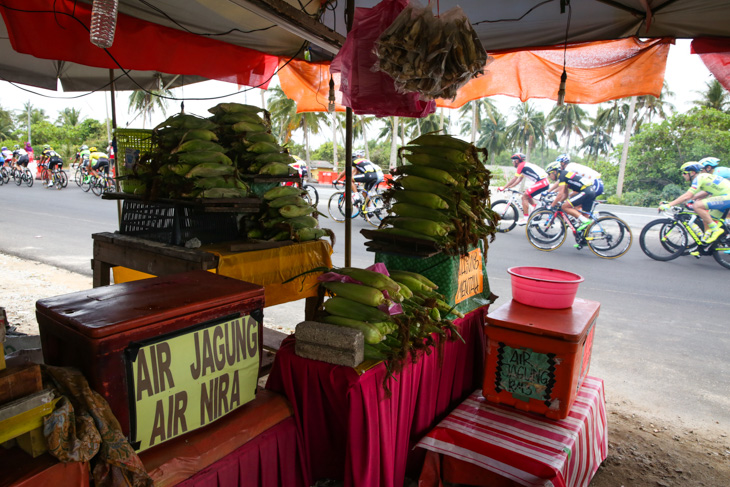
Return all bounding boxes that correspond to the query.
[318,267,464,375]
[208,103,297,177]
[376,133,498,256]
[133,113,248,198]
[374,5,489,100]
[242,185,332,243]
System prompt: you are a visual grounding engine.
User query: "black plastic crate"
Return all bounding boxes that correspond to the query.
[119,200,239,246]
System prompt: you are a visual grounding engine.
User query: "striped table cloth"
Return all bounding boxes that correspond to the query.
[416,376,607,487]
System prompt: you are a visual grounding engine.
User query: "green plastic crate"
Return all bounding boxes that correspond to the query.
[115,128,154,194]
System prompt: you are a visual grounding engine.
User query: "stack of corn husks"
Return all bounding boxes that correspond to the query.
[317,267,464,376]
[136,113,248,199]
[210,103,297,177]
[242,185,332,243]
[373,133,498,256]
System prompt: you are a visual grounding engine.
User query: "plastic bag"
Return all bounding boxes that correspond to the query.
[374,3,490,101]
[330,0,436,117]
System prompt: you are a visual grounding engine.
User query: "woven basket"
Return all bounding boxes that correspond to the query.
[115,128,154,194]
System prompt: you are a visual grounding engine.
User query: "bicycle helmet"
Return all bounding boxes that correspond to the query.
[351,150,365,161]
[13,144,19,149]
[699,157,720,168]
[81,144,89,150]
[556,154,570,164]
[89,146,98,152]
[1,147,6,151]
[510,152,526,163]
[680,161,703,174]
[43,144,50,150]
[545,161,561,173]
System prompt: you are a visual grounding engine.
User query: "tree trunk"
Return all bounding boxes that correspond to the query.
[439,108,444,131]
[303,117,311,165]
[389,116,399,169]
[361,116,370,160]
[332,112,339,172]
[400,118,406,147]
[616,97,636,198]
[471,100,477,143]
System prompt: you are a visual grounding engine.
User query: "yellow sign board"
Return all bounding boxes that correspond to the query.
[127,314,259,452]
[454,247,483,304]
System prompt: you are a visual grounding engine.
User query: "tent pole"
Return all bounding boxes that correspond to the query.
[109,69,122,227]
[344,0,355,267]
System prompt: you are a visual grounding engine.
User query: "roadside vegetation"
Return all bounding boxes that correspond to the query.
[1,80,728,207]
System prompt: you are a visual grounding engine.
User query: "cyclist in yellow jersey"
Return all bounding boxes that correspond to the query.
[659,162,730,244]
[88,147,110,179]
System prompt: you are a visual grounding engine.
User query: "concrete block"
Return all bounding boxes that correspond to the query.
[295,341,364,368]
[295,321,363,351]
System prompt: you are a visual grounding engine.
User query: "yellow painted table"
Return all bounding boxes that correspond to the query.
[111,238,333,311]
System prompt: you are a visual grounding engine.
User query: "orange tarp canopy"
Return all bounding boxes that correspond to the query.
[278,37,672,113]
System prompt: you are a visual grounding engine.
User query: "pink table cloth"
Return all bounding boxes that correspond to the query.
[417,376,608,487]
[265,306,488,487]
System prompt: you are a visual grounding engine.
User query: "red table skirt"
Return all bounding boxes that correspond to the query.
[265,306,488,487]
[0,448,89,487]
[177,416,302,487]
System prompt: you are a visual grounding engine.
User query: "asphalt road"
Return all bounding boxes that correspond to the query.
[1,180,728,430]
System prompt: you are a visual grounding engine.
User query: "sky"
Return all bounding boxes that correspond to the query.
[0,39,718,142]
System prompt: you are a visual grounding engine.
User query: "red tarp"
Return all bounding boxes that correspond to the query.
[0,0,279,89]
[278,37,672,113]
[691,37,730,92]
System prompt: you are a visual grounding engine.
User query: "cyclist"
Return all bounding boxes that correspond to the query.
[75,145,92,168]
[699,157,730,179]
[12,145,30,171]
[549,154,604,197]
[1,146,12,162]
[40,145,64,187]
[659,161,730,244]
[546,161,598,233]
[88,146,111,179]
[498,152,549,225]
[334,150,384,210]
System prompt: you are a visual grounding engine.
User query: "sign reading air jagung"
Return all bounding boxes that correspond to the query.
[126,314,259,452]
[454,247,483,304]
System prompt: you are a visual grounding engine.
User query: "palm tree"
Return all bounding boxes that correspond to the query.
[633,81,675,132]
[128,86,172,128]
[266,86,327,163]
[377,116,400,168]
[547,103,588,153]
[692,79,730,111]
[0,106,14,141]
[458,98,497,142]
[580,122,613,160]
[353,115,375,159]
[476,109,507,164]
[506,102,546,159]
[594,99,628,145]
[57,107,83,127]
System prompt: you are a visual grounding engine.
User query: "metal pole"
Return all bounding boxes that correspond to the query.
[616,96,636,198]
[27,102,31,145]
[344,0,354,267]
[109,70,122,226]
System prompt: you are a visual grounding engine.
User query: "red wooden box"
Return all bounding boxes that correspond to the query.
[36,271,265,451]
[482,298,599,419]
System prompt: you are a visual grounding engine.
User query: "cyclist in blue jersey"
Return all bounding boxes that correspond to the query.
[498,152,550,225]
[699,157,730,180]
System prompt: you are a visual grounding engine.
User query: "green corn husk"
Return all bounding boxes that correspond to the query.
[193,176,248,190]
[180,129,218,142]
[388,270,438,290]
[208,102,264,116]
[185,163,236,178]
[286,215,318,229]
[268,195,309,208]
[177,151,233,166]
[247,141,281,154]
[259,162,294,176]
[263,185,305,200]
[244,132,278,145]
[256,152,296,164]
[172,139,226,154]
[163,163,194,176]
[217,112,266,125]
[386,216,453,237]
[200,187,249,198]
[390,203,451,223]
[294,227,329,242]
[321,281,388,307]
[321,315,384,345]
[323,297,391,323]
[279,204,315,218]
[232,121,269,133]
[390,190,449,210]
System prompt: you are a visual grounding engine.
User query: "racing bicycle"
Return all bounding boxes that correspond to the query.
[525,203,632,258]
[39,163,69,189]
[328,180,387,227]
[490,189,557,232]
[11,165,34,187]
[639,205,730,269]
[90,172,116,196]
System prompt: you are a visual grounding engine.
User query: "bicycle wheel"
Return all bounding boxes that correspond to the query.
[105,176,115,193]
[24,169,33,187]
[81,175,93,192]
[0,167,7,185]
[526,209,566,251]
[491,200,519,233]
[302,184,319,207]
[712,231,730,269]
[328,192,348,222]
[363,195,388,227]
[53,172,63,190]
[74,167,83,186]
[639,218,688,261]
[586,216,632,259]
[60,170,69,188]
[91,177,104,196]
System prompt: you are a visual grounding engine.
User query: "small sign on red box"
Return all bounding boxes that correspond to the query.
[455,247,483,304]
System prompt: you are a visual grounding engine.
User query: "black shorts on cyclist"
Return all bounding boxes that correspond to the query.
[49,156,63,171]
[354,172,378,193]
[93,158,110,173]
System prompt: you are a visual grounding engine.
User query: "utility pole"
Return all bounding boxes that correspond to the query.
[27,102,31,145]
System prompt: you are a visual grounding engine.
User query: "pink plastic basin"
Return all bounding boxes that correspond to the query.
[507,266,584,309]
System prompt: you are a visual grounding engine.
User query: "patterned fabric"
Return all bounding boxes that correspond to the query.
[417,377,607,487]
[42,365,153,487]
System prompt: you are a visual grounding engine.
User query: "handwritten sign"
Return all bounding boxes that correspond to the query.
[454,247,483,303]
[495,345,555,403]
[127,315,259,452]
